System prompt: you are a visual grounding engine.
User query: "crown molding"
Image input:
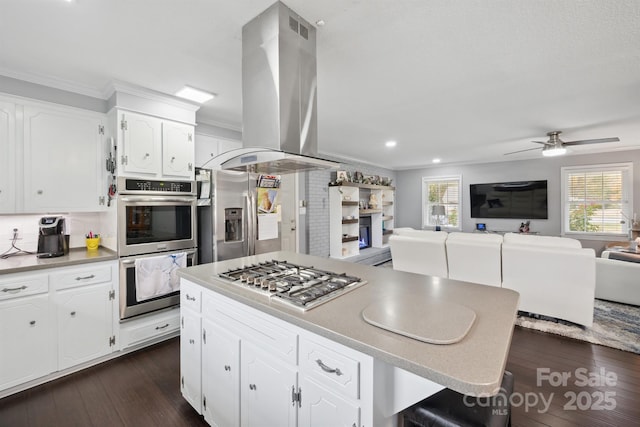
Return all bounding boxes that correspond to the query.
[104,80,200,112]
[0,67,105,99]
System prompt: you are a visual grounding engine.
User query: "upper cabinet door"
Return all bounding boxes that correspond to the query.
[23,105,104,212]
[120,111,162,176]
[162,121,194,179]
[0,101,16,213]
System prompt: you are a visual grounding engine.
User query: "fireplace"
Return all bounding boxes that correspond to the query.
[359,216,371,249]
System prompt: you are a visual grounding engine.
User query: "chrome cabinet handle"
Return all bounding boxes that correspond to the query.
[249,384,256,390]
[75,274,95,281]
[189,339,195,344]
[2,285,27,293]
[316,359,343,376]
[155,323,169,330]
[185,294,196,301]
[224,365,231,371]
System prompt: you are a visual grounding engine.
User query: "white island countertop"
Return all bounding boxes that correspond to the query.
[177,251,519,396]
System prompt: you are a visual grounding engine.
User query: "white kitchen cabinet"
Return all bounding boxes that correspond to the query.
[163,121,194,178]
[298,376,360,427]
[56,282,115,370]
[194,133,242,168]
[202,319,240,427]
[52,262,118,371]
[0,291,55,391]
[180,308,201,412]
[23,104,106,212]
[180,280,202,413]
[118,110,194,180]
[241,341,297,427]
[0,101,16,213]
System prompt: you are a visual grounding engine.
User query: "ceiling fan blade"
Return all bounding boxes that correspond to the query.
[532,140,553,146]
[504,147,542,155]
[563,137,620,146]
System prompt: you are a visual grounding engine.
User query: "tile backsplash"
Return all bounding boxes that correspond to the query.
[0,210,117,254]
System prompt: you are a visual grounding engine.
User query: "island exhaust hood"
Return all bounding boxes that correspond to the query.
[221,1,340,174]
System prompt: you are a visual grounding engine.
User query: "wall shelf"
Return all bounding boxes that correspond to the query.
[330,184,395,259]
[342,219,359,224]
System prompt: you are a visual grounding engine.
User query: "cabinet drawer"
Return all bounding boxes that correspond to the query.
[300,337,360,400]
[180,280,201,313]
[0,275,48,301]
[51,264,112,291]
[120,309,180,349]
[202,291,297,364]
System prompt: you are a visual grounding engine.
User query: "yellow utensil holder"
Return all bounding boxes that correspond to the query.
[86,237,100,250]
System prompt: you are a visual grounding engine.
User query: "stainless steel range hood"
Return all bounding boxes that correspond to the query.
[222,1,340,174]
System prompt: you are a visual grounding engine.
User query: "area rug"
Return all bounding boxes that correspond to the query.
[376,261,640,354]
[515,299,640,354]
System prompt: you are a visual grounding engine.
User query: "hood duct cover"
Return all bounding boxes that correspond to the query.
[223,1,340,174]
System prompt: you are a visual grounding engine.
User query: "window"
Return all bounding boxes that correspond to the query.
[422,175,461,230]
[561,163,633,237]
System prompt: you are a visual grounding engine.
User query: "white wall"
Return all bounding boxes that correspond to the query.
[0,210,117,254]
[395,149,640,250]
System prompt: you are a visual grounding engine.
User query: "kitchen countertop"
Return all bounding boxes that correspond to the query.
[177,251,520,396]
[0,247,118,275]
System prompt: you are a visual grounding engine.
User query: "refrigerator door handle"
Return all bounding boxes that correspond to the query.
[245,192,255,255]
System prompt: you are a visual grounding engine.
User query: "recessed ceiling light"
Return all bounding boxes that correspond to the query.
[385,140,397,148]
[432,158,441,163]
[175,86,216,103]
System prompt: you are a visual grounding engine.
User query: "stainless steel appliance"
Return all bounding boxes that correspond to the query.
[196,168,281,263]
[117,177,198,319]
[37,216,69,258]
[119,249,197,319]
[217,260,367,311]
[117,177,197,257]
[216,2,339,175]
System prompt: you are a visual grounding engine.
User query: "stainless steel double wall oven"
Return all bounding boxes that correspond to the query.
[117,177,197,320]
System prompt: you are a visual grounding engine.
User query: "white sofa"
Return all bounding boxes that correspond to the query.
[445,232,503,287]
[501,233,596,326]
[389,231,448,278]
[595,252,640,306]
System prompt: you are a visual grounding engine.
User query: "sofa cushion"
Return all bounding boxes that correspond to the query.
[389,234,448,278]
[445,232,503,287]
[503,232,582,249]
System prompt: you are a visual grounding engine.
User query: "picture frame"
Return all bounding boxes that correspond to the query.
[336,170,348,182]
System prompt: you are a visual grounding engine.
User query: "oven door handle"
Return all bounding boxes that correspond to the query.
[118,196,196,203]
[120,249,197,265]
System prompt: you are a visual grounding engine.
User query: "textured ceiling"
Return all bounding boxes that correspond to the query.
[1,0,639,169]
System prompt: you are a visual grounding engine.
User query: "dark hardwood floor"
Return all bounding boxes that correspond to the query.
[1,327,638,427]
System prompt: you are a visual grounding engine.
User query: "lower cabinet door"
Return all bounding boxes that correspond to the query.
[202,319,240,427]
[0,294,55,390]
[180,309,201,413]
[298,376,360,427]
[241,341,297,427]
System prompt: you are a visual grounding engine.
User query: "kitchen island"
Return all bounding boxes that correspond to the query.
[177,251,519,427]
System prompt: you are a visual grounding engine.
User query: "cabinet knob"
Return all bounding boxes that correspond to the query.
[144,153,150,158]
[171,156,176,162]
[29,320,36,326]
[70,311,76,317]
[224,365,231,371]
[189,339,195,344]
[37,190,43,195]
[249,384,256,390]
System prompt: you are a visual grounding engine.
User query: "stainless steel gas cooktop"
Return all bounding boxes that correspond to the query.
[218,260,367,311]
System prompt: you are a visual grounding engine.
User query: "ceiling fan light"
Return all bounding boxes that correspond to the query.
[542,146,567,157]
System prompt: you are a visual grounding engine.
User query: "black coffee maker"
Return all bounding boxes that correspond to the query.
[37,216,69,258]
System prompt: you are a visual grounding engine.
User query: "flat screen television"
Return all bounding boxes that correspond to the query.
[470,180,548,219]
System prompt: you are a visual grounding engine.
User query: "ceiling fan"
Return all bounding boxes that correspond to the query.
[505,131,620,157]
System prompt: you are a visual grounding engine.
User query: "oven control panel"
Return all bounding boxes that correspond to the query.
[118,177,195,195]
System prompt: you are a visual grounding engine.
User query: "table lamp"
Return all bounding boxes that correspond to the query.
[432,205,446,231]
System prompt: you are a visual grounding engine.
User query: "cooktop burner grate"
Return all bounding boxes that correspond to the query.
[217,260,367,311]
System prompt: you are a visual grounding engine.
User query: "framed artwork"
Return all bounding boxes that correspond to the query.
[337,170,348,182]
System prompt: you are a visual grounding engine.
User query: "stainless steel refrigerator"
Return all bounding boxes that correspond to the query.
[196,168,282,263]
